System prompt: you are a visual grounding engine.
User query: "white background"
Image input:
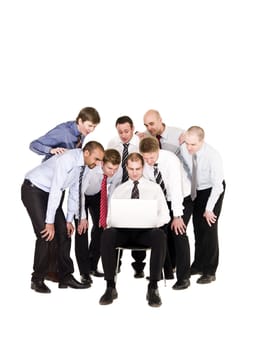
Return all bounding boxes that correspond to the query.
[0,1,262,349]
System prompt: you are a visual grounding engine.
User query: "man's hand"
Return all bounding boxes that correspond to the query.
[171,217,186,235]
[203,211,217,227]
[41,223,55,241]
[77,219,88,235]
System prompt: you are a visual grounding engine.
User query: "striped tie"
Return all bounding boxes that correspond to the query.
[99,174,108,228]
[78,165,85,221]
[122,143,129,183]
[191,154,197,200]
[131,180,139,199]
[153,163,167,198]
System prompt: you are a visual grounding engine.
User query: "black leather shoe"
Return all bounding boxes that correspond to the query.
[31,280,51,294]
[134,270,145,278]
[146,288,162,307]
[81,274,93,285]
[90,270,104,277]
[197,274,216,284]
[99,287,118,305]
[45,272,59,283]
[172,279,190,290]
[59,274,91,289]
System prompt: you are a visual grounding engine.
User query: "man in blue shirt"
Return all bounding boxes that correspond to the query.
[30,106,100,161]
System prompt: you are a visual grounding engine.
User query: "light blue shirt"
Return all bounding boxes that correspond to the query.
[180,142,224,211]
[25,149,87,223]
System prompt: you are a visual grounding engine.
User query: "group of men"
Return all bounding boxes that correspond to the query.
[21,107,225,308]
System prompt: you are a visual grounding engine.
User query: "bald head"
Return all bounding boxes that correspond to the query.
[143,109,164,136]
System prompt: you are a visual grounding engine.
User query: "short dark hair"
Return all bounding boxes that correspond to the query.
[115,116,134,128]
[76,107,101,124]
[103,149,121,165]
[139,136,159,153]
[83,141,104,153]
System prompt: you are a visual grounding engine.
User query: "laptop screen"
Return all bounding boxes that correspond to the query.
[108,199,158,228]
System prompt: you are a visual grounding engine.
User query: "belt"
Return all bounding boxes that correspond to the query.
[24,179,36,187]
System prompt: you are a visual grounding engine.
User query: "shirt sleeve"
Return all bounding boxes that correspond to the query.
[205,153,224,211]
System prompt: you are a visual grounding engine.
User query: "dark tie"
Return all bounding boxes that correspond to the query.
[78,165,85,221]
[191,154,197,200]
[131,180,139,199]
[76,134,83,148]
[99,174,108,228]
[156,135,162,149]
[122,143,129,183]
[153,163,167,198]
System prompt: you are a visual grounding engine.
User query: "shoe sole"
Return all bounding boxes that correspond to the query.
[58,284,91,289]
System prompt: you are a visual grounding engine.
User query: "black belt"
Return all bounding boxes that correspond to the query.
[24,179,36,187]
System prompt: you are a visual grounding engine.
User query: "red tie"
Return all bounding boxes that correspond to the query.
[99,174,108,228]
[156,135,162,149]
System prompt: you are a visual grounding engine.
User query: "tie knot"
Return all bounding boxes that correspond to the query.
[156,135,161,140]
[154,163,158,167]
[133,180,139,186]
[123,143,129,148]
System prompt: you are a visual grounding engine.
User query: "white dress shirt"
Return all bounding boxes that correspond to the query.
[143,149,185,217]
[77,165,122,220]
[25,149,87,224]
[107,177,170,227]
[107,133,140,155]
[180,142,224,211]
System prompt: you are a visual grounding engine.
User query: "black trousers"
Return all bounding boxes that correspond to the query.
[172,195,193,281]
[21,180,74,281]
[191,182,226,275]
[101,227,166,281]
[85,192,103,271]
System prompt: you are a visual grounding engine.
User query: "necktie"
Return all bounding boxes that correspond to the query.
[156,135,162,149]
[122,143,129,183]
[78,165,85,221]
[99,174,108,228]
[131,180,139,199]
[76,134,82,148]
[153,163,167,198]
[191,154,197,200]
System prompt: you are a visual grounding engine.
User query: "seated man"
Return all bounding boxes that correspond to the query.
[99,152,170,307]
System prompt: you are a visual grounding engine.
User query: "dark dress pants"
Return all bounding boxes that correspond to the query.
[21,180,74,281]
[172,195,193,281]
[101,227,166,281]
[85,192,103,271]
[191,181,226,275]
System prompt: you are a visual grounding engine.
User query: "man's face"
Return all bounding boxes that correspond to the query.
[79,120,97,136]
[143,113,163,136]
[116,122,134,143]
[184,133,203,155]
[84,148,104,169]
[127,160,143,181]
[102,162,120,178]
[141,151,159,166]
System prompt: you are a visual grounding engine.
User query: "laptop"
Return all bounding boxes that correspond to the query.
[109,199,158,228]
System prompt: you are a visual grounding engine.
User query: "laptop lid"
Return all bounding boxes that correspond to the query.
[109,199,158,228]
